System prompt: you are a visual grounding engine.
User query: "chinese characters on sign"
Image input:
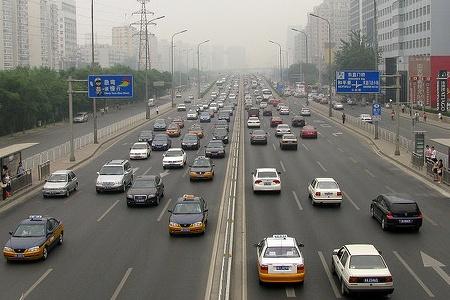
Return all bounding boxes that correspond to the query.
[437,70,448,113]
[88,75,134,98]
[335,71,380,94]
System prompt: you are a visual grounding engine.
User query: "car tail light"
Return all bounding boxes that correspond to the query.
[417,212,423,219]
[384,276,393,282]
[337,191,342,196]
[255,180,262,184]
[273,180,280,184]
[315,192,321,196]
[260,264,268,274]
[297,264,304,273]
[349,276,359,283]
[386,212,394,220]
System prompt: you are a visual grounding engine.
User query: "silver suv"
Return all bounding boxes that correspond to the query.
[96,160,133,193]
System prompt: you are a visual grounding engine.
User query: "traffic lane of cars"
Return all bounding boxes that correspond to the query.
[0,103,235,299]
[244,107,449,299]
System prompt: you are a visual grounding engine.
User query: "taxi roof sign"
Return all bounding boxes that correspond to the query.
[272,234,288,239]
[29,215,43,221]
[182,194,196,200]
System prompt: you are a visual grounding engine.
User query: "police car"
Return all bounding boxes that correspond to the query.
[255,234,305,284]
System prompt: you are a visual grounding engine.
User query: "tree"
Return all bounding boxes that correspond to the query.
[334,31,377,71]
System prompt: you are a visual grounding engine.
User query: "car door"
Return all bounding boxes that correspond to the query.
[337,249,349,281]
[124,162,132,184]
[308,179,316,195]
[256,239,266,265]
[377,197,389,220]
[70,172,77,191]
[46,220,57,248]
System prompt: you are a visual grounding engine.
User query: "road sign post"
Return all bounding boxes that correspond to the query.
[372,103,382,140]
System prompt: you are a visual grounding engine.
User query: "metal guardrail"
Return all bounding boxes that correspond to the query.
[38,160,50,181]
[10,169,32,193]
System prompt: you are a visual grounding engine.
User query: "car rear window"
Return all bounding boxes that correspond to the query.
[349,255,386,269]
[258,171,278,178]
[264,247,300,258]
[132,144,147,149]
[317,181,338,189]
[390,203,418,213]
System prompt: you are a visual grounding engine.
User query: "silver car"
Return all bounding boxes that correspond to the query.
[96,160,134,193]
[42,170,78,198]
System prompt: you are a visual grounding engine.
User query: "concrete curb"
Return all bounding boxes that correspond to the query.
[0,105,176,211]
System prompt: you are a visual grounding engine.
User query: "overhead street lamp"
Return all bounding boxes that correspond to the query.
[171,29,188,108]
[197,39,210,100]
[291,28,308,83]
[91,0,98,144]
[310,13,333,117]
[269,40,283,83]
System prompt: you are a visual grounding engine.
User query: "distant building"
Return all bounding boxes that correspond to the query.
[226,46,246,70]
[57,0,77,69]
[112,25,138,69]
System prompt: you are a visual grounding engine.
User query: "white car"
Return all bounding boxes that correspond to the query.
[300,108,311,116]
[218,101,224,108]
[187,110,198,120]
[162,148,187,169]
[308,178,342,206]
[256,234,305,284]
[176,93,182,98]
[252,168,281,192]
[331,244,394,296]
[333,102,344,110]
[360,114,373,123]
[275,124,291,137]
[188,95,194,100]
[177,104,187,111]
[259,101,268,109]
[279,107,290,115]
[229,94,236,100]
[129,142,151,160]
[247,117,261,128]
[210,103,218,112]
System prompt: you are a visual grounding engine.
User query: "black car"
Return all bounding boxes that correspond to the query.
[168,195,208,235]
[181,134,200,150]
[214,120,229,132]
[189,156,215,181]
[205,140,226,158]
[370,195,423,231]
[262,109,272,116]
[153,119,167,131]
[138,130,154,143]
[151,134,171,151]
[291,116,306,127]
[250,129,268,145]
[126,175,164,207]
[218,112,230,122]
[212,128,229,144]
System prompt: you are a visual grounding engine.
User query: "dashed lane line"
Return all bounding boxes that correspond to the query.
[285,287,296,298]
[142,166,153,175]
[349,157,358,163]
[337,147,345,153]
[316,161,327,172]
[280,161,286,172]
[20,268,53,299]
[157,198,172,222]
[110,268,133,300]
[342,191,360,211]
[272,143,276,151]
[97,200,120,222]
[365,169,376,178]
[292,191,303,211]
[385,185,396,193]
[317,251,341,299]
[301,143,310,151]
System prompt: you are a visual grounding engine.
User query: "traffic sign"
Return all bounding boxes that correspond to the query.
[88,75,133,98]
[372,103,382,119]
[335,70,380,94]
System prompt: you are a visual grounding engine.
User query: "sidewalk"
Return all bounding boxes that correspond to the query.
[0,103,175,211]
[309,101,450,196]
[398,110,450,131]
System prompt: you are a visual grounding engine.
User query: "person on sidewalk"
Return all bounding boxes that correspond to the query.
[401,104,405,113]
[342,113,346,124]
[425,145,431,163]
[156,107,159,115]
[432,160,439,181]
[391,109,395,120]
[431,146,437,163]
[16,162,25,177]
[423,112,427,122]
[437,159,443,183]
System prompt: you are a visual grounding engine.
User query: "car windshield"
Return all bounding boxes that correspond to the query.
[165,150,183,157]
[349,255,386,269]
[133,179,156,188]
[183,135,197,141]
[13,224,45,237]
[47,174,67,182]
[283,134,296,139]
[154,135,167,141]
[264,247,300,258]
[155,120,165,125]
[258,171,278,178]
[208,141,223,147]
[317,181,339,189]
[99,166,123,175]
[253,130,265,135]
[139,131,152,137]
[173,202,202,214]
[76,113,85,117]
[132,144,147,149]
[193,158,211,167]
[390,203,418,213]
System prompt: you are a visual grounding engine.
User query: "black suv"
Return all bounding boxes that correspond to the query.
[126,175,164,207]
[153,119,167,131]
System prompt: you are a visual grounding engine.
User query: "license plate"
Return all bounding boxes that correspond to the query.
[264,182,271,185]
[276,266,290,271]
[135,199,145,203]
[325,192,333,195]
[364,278,379,283]
[399,219,412,224]
[16,253,24,258]
[181,228,190,232]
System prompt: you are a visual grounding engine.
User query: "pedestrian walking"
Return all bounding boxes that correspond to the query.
[1,173,11,199]
[342,113,346,124]
[430,146,437,163]
[16,162,25,177]
[425,145,431,163]
[437,159,444,183]
[438,112,442,121]
[156,107,159,115]
[432,160,439,181]
[423,112,427,122]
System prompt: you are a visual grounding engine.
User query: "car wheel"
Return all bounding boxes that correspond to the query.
[43,194,48,199]
[65,189,70,197]
[96,189,101,194]
[311,198,316,206]
[340,280,348,296]
[122,184,126,193]
[163,166,166,170]
[381,218,388,231]
[74,183,78,191]
[155,196,160,206]
[331,260,336,274]
[42,247,48,261]
[58,233,63,245]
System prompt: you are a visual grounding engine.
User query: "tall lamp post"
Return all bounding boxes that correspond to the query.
[91,0,98,143]
[291,28,308,83]
[269,40,283,83]
[310,13,332,117]
[171,29,188,108]
[197,39,210,100]
[373,0,379,139]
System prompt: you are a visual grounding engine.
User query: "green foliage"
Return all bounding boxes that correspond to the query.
[334,31,377,71]
[287,63,319,85]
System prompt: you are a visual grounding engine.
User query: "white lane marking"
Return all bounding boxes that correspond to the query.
[385,185,396,193]
[301,143,310,151]
[326,139,333,144]
[132,167,139,175]
[292,190,303,211]
[349,157,358,163]
[337,147,345,153]
[332,132,343,137]
[365,169,376,178]
[318,251,341,299]
[21,268,53,299]
[343,191,360,211]
[316,161,327,172]
[157,198,172,222]
[371,145,383,157]
[272,143,276,151]
[393,251,435,297]
[285,287,296,298]
[280,161,286,172]
[97,200,120,222]
[110,268,133,300]
[422,213,438,226]
[159,170,170,178]
[421,251,450,286]
[121,142,128,146]
[182,171,187,178]
[143,166,153,175]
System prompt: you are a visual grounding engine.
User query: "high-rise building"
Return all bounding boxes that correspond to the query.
[349,0,376,44]
[112,25,138,68]
[57,0,77,69]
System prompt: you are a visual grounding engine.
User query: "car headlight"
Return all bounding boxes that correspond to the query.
[27,246,40,252]
[192,222,203,227]
[147,194,155,198]
[127,195,133,199]
[169,222,179,227]
[3,246,13,252]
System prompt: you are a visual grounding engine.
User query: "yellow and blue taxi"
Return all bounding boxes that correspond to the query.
[3,215,64,262]
[189,156,215,181]
[168,195,208,236]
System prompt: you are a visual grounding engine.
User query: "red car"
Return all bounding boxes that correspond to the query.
[172,117,184,128]
[270,98,281,107]
[270,116,283,127]
[300,125,318,138]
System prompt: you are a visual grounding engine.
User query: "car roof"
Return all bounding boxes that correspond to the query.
[344,244,380,256]
[52,170,72,175]
[382,195,417,204]
[135,175,157,181]
[167,148,182,152]
[266,235,296,247]
[256,168,277,172]
[21,215,50,225]
[315,178,337,182]
[106,160,126,166]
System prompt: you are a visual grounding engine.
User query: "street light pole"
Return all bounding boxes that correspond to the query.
[310,13,332,117]
[291,28,308,83]
[269,40,283,83]
[373,0,379,139]
[395,73,401,156]
[197,39,210,100]
[171,29,187,108]
[91,0,98,144]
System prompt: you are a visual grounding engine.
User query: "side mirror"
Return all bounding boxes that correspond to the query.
[377,249,383,254]
[253,243,259,247]
[96,172,100,175]
[212,164,215,167]
[167,209,172,213]
[332,249,339,256]
[278,171,281,175]
[204,209,208,213]
[297,243,304,248]
[9,231,13,235]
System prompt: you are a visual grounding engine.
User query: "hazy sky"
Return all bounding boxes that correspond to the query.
[77,0,320,68]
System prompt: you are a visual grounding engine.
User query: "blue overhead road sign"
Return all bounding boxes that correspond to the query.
[88,75,133,98]
[335,70,380,94]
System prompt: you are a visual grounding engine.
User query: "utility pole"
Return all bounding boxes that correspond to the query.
[68,77,75,162]
[395,73,401,156]
[373,0,379,139]
[91,0,98,144]
[197,40,210,100]
[171,30,188,108]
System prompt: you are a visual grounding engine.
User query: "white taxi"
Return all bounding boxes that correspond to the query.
[308,178,342,206]
[331,244,394,296]
[275,124,291,137]
[162,148,187,169]
[252,168,281,192]
[247,117,261,128]
[279,107,290,115]
[129,142,151,160]
[256,234,305,284]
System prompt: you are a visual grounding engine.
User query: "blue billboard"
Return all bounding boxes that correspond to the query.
[335,70,380,94]
[88,75,133,98]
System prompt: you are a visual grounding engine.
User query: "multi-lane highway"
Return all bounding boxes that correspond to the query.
[1,75,449,300]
